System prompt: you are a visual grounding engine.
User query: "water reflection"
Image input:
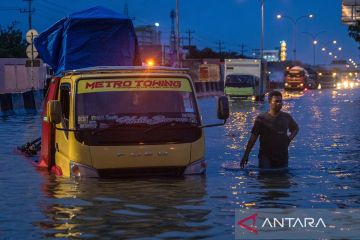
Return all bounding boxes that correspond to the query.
[1,89,360,238]
[253,171,295,208]
[35,176,211,239]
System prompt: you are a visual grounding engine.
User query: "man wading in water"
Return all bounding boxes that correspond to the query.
[240,91,299,169]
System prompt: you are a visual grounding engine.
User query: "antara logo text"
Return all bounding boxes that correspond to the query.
[85,80,182,89]
[238,213,326,234]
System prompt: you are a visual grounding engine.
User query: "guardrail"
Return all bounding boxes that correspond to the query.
[0,89,43,115]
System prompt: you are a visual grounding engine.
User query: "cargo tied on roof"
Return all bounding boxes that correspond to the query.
[34,6,142,76]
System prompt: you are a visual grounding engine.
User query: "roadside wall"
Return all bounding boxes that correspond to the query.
[0,58,46,94]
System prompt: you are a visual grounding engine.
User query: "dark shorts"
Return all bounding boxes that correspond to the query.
[258,154,288,169]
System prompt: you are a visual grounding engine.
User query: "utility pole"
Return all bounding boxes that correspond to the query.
[21,0,35,30]
[175,0,181,67]
[185,29,194,49]
[217,41,224,56]
[239,43,247,56]
[185,29,195,57]
[124,0,129,17]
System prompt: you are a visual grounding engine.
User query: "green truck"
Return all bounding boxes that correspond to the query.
[224,59,266,101]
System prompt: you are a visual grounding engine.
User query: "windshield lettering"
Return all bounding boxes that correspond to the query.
[77,114,197,129]
[81,79,185,92]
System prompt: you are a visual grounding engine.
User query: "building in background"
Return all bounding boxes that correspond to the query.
[135,25,164,65]
[341,0,360,24]
[263,50,280,62]
[253,49,280,62]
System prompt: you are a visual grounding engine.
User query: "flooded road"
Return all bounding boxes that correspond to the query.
[0,88,359,239]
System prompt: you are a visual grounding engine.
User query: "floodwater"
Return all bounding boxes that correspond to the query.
[0,88,359,239]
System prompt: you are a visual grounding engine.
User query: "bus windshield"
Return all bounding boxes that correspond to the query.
[225,75,256,87]
[288,72,303,78]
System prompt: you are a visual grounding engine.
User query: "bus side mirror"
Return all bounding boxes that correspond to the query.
[47,100,62,124]
[217,96,229,120]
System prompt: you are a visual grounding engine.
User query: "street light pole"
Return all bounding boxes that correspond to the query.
[302,31,326,65]
[277,14,314,62]
[261,0,264,61]
[175,0,181,67]
[260,0,265,97]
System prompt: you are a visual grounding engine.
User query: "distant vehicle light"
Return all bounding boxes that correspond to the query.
[318,84,322,90]
[284,82,288,86]
[318,73,323,76]
[343,81,349,89]
[146,59,155,67]
[251,96,256,101]
[300,83,304,87]
[332,72,337,77]
[350,82,354,88]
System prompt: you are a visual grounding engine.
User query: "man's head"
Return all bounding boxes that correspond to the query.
[268,90,283,113]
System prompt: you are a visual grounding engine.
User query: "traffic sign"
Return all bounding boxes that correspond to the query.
[26,44,39,59]
[26,29,39,44]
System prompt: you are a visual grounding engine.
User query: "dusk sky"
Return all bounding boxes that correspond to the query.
[1,0,358,65]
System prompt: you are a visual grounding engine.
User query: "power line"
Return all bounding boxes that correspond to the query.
[20,0,35,29]
[39,0,69,16]
[239,43,248,55]
[42,0,73,13]
[0,7,19,11]
[216,40,225,55]
[185,29,195,49]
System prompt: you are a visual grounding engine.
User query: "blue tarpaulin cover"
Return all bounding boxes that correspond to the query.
[34,6,141,76]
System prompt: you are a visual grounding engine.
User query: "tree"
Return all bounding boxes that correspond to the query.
[189,47,246,60]
[348,20,360,49]
[0,22,27,58]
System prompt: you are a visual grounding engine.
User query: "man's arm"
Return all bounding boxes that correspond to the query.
[288,115,299,143]
[240,133,259,168]
[288,127,299,142]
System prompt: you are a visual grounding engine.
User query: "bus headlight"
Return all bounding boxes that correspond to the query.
[70,161,99,178]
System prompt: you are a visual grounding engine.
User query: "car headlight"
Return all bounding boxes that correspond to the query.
[70,161,99,178]
[184,159,206,175]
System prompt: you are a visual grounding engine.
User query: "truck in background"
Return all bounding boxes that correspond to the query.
[284,66,308,91]
[316,70,339,89]
[224,59,266,101]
